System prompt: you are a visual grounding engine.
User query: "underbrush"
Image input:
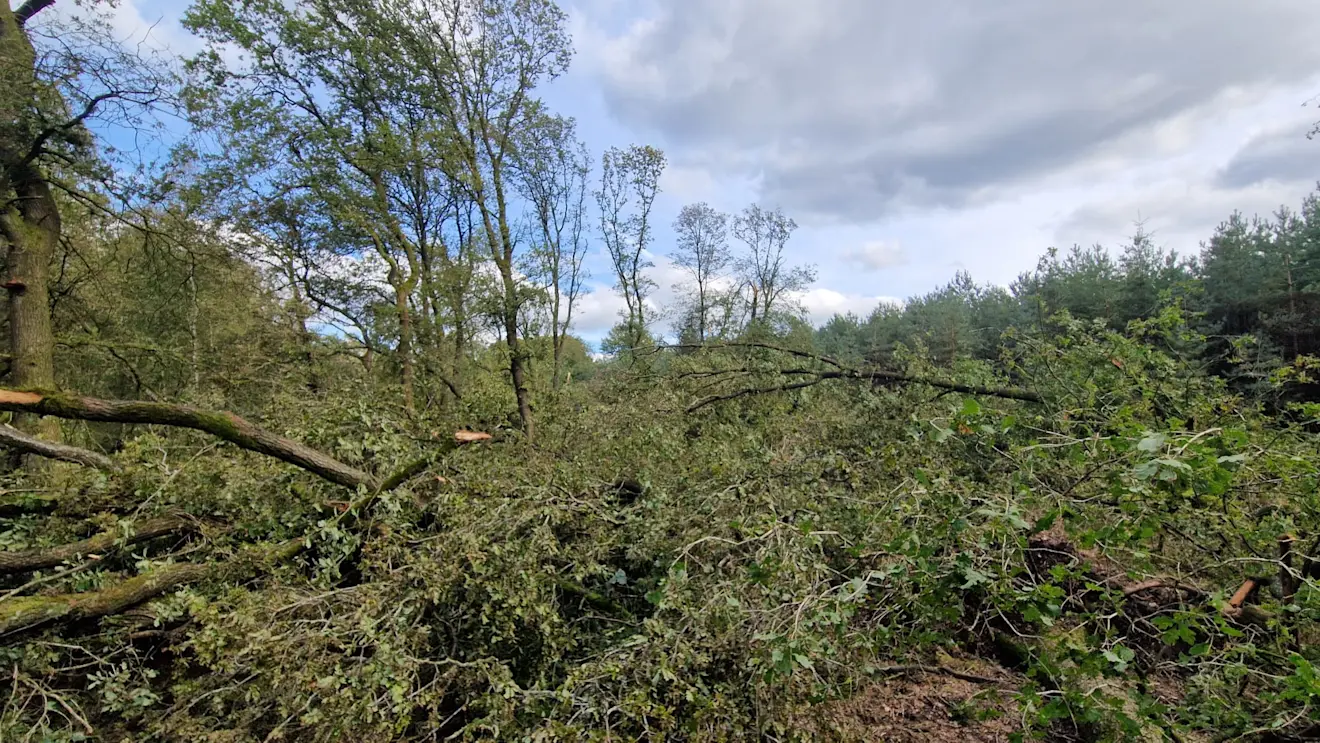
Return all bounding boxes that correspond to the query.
[2,314,1319,741]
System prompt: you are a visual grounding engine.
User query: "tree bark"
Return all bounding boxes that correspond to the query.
[0,516,192,574]
[394,281,417,417]
[0,423,116,469]
[0,561,210,635]
[0,4,61,450]
[0,389,379,490]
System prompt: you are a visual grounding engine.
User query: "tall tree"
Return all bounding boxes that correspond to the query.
[1,1,171,443]
[516,115,591,391]
[672,202,730,343]
[597,144,665,350]
[731,204,814,328]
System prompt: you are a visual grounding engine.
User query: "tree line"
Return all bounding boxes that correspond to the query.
[814,192,1320,401]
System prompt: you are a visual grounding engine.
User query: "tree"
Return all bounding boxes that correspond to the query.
[517,115,591,391]
[597,144,665,350]
[731,204,814,328]
[1,1,172,445]
[186,0,571,435]
[672,202,731,343]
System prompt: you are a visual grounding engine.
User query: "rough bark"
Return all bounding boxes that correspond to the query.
[0,423,116,469]
[0,390,379,490]
[0,5,61,445]
[0,516,192,574]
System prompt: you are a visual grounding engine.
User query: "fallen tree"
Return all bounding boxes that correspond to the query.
[0,389,378,489]
[0,516,195,575]
[0,424,118,470]
[666,342,1043,411]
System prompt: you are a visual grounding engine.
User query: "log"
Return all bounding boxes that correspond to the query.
[0,516,193,575]
[0,424,117,470]
[0,539,301,635]
[0,390,378,490]
[0,561,209,635]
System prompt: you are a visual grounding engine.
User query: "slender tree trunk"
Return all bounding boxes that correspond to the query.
[284,262,319,392]
[394,282,417,417]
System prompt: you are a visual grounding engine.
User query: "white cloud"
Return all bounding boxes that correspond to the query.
[791,288,901,325]
[841,240,907,271]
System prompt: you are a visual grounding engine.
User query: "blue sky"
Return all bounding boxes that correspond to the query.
[54,0,1320,345]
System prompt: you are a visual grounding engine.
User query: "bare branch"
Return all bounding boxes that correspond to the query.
[0,424,117,470]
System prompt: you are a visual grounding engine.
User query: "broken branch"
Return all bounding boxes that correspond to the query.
[0,516,194,575]
[0,424,117,470]
[0,390,378,490]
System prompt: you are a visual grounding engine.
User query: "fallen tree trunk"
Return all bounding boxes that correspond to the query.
[0,561,210,635]
[0,539,303,636]
[669,342,1043,412]
[0,390,378,490]
[686,368,1042,412]
[0,424,118,470]
[0,516,193,575]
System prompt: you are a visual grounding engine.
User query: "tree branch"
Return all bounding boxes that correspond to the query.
[685,367,1042,412]
[0,390,379,490]
[0,424,117,470]
[0,517,193,575]
[0,561,209,635]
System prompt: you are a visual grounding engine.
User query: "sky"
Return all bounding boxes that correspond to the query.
[49,0,1320,346]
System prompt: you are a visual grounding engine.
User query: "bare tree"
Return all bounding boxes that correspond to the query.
[597,145,665,349]
[671,203,731,343]
[732,205,815,328]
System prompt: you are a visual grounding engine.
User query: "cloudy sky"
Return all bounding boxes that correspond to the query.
[68,0,1320,344]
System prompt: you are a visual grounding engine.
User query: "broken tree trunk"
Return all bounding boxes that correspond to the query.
[0,516,193,575]
[0,390,378,490]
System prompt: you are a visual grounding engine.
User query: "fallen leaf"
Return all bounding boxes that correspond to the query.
[454,430,492,444]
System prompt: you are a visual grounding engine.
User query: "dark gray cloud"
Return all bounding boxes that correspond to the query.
[593,0,1320,222]
[1216,124,1320,189]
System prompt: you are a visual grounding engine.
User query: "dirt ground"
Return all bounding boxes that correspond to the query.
[797,663,1022,742]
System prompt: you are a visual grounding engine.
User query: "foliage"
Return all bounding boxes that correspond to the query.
[3,1,1320,741]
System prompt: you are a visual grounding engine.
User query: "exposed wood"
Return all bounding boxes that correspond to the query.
[0,516,193,575]
[0,423,117,469]
[1227,578,1258,609]
[0,389,379,490]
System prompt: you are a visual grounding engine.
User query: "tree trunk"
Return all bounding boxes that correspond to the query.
[0,5,60,452]
[2,168,60,446]
[393,282,417,417]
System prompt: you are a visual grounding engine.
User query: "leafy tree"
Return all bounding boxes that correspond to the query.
[596,144,665,349]
[731,204,815,329]
[1,0,172,443]
[516,115,591,391]
[671,202,731,343]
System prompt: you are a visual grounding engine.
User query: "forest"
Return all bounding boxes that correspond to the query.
[1,0,1320,741]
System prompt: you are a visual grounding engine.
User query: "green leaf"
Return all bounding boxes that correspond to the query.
[1137,433,1167,452]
